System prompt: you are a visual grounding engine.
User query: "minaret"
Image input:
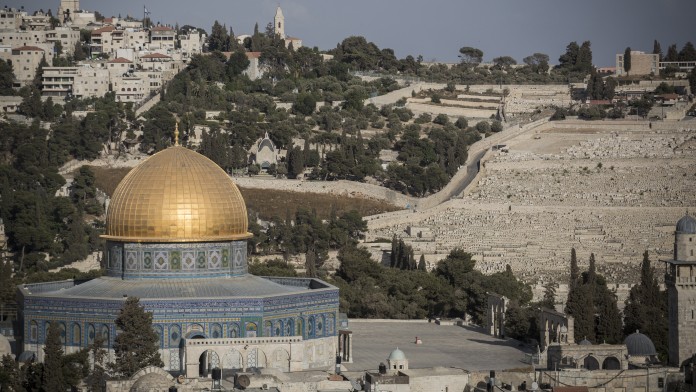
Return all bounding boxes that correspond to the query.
[664,212,696,367]
[274,6,285,39]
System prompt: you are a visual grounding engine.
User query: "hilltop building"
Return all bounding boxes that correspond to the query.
[17,131,340,377]
[616,51,659,77]
[272,6,302,49]
[274,6,285,39]
[615,50,695,76]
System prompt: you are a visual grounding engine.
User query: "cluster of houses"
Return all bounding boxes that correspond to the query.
[0,0,206,105]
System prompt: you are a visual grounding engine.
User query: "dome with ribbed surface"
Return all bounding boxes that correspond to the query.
[388,348,406,361]
[579,338,592,345]
[624,330,657,356]
[676,213,696,234]
[103,146,251,242]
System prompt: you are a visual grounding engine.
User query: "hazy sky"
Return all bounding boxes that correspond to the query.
[9,0,695,66]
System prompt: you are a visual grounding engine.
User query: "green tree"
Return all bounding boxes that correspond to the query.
[541,281,557,309]
[85,335,108,392]
[110,297,163,378]
[42,321,66,391]
[678,41,696,61]
[0,354,21,391]
[458,47,483,65]
[418,254,426,271]
[434,249,476,287]
[292,92,316,116]
[0,59,14,95]
[623,251,668,359]
[558,42,579,69]
[652,40,662,61]
[287,146,305,179]
[623,47,631,75]
[208,20,230,52]
[523,52,550,74]
[665,44,678,62]
[575,41,593,74]
[225,50,250,78]
[492,56,517,69]
[33,56,49,88]
[570,248,579,287]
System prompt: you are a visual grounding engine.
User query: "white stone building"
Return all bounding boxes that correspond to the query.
[10,45,47,86]
[45,27,80,56]
[0,8,24,31]
[148,25,176,51]
[112,75,146,102]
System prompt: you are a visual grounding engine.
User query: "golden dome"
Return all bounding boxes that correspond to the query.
[102,146,251,243]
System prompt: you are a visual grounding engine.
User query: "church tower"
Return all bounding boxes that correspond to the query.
[58,0,79,22]
[665,213,696,367]
[274,6,285,39]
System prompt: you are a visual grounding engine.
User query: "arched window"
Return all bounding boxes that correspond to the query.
[245,322,257,338]
[169,325,181,348]
[228,323,239,338]
[72,323,81,346]
[58,322,66,345]
[30,321,38,342]
[584,356,600,370]
[154,325,163,348]
[211,323,222,339]
[316,316,324,337]
[602,356,621,370]
[98,325,109,347]
[87,324,95,345]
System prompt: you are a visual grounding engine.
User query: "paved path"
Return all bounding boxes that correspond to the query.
[345,321,531,372]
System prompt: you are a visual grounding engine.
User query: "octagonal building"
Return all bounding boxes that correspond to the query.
[18,144,340,376]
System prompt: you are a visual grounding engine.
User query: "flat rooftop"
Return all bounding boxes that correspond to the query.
[344,321,532,372]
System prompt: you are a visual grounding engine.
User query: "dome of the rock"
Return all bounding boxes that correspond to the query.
[103,146,251,243]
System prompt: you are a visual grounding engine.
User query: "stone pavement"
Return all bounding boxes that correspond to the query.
[344,321,531,372]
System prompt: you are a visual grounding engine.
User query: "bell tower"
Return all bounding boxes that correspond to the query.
[58,0,79,23]
[274,6,285,39]
[665,213,696,367]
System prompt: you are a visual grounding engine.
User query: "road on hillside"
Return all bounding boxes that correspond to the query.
[447,149,486,199]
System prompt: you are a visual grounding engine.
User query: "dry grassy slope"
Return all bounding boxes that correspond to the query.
[89,166,398,221]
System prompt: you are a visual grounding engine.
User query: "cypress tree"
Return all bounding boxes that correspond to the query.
[587,253,597,284]
[596,287,622,344]
[652,40,662,61]
[418,254,426,271]
[42,322,66,391]
[569,248,579,288]
[390,235,397,268]
[110,297,163,378]
[85,336,107,392]
[623,251,668,359]
[623,47,632,75]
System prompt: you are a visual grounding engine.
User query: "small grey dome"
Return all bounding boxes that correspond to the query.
[624,330,657,356]
[579,338,592,345]
[388,348,406,361]
[676,214,696,234]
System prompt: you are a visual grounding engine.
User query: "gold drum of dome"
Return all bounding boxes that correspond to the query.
[102,146,252,242]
